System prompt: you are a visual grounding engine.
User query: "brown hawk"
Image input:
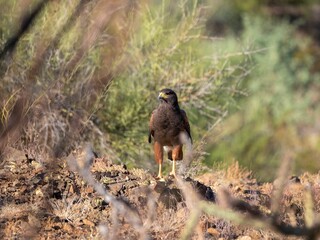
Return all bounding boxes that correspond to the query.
[148,88,192,180]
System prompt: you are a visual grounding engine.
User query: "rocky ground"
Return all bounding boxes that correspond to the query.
[0,147,319,239]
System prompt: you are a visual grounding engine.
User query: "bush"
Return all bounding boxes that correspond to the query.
[206,15,320,181]
[98,1,251,171]
[0,1,251,173]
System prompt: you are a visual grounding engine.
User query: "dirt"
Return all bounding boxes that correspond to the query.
[0,147,319,239]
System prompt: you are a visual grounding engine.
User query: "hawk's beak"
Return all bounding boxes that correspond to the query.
[158,92,167,100]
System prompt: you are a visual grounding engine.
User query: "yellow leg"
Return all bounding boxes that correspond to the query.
[157,163,165,181]
[170,145,182,177]
[169,160,176,177]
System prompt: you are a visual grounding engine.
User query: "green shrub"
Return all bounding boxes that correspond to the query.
[99,1,250,171]
[206,15,320,181]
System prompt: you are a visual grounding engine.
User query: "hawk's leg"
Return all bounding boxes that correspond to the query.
[154,141,165,181]
[157,163,165,181]
[169,145,183,177]
[169,160,176,177]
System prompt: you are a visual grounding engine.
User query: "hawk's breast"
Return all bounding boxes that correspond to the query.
[152,105,184,146]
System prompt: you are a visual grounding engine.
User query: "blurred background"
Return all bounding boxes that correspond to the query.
[0,0,319,181]
[202,0,320,181]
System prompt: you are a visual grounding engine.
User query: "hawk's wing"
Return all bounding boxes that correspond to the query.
[148,110,155,143]
[181,109,192,144]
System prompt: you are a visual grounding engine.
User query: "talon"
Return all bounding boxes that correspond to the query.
[169,172,176,177]
[156,175,166,182]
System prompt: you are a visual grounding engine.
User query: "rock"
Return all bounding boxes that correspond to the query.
[158,187,183,210]
[84,186,94,194]
[207,227,220,237]
[185,177,215,202]
[35,188,44,197]
[106,183,123,196]
[237,236,252,240]
[63,223,73,232]
[82,219,95,227]
[31,161,43,171]
[289,176,301,183]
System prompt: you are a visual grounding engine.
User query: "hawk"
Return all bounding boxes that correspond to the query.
[148,88,192,180]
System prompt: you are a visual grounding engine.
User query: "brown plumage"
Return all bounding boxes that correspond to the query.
[148,88,192,180]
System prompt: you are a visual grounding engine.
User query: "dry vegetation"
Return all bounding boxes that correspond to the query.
[1,0,320,239]
[0,147,320,239]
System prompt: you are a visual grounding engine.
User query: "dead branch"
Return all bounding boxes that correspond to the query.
[67,145,150,240]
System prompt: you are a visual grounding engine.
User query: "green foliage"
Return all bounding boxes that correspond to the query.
[2,0,318,181]
[99,1,250,169]
[206,15,320,181]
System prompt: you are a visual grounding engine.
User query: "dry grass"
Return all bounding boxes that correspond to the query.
[1,144,320,239]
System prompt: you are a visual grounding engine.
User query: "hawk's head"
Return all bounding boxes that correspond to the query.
[158,88,179,107]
